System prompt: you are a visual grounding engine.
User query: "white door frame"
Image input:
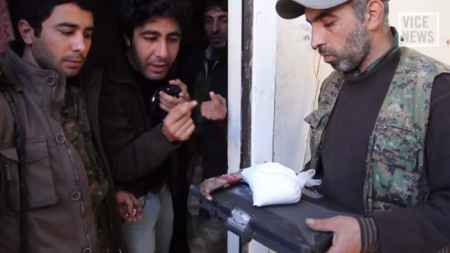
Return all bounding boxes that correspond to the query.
[227,0,278,252]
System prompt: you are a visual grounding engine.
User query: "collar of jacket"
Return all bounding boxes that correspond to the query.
[1,41,67,109]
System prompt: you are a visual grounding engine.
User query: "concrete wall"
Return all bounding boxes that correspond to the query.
[273,1,450,173]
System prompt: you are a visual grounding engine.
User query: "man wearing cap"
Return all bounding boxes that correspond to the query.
[199,0,450,252]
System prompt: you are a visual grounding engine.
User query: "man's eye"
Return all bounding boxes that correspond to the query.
[84,33,92,39]
[324,22,335,28]
[60,30,74,36]
[168,37,180,43]
[144,37,157,42]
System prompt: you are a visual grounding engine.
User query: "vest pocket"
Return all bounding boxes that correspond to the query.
[372,124,420,172]
[0,137,58,212]
[24,137,58,209]
[371,125,422,207]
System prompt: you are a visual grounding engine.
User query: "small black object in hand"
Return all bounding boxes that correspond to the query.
[150,84,183,120]
[164,84,182,98]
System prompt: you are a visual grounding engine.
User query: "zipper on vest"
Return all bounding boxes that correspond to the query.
[53,118,92,250]
[67,145,92,249]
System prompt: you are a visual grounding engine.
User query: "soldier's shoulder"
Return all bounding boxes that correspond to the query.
[401,47,450,72]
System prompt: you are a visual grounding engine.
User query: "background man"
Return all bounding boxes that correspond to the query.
[182,0,228,222]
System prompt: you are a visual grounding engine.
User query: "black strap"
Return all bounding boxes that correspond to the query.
[1,89,27,253]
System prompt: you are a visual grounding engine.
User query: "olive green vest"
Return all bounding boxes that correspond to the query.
[305,47,450,213]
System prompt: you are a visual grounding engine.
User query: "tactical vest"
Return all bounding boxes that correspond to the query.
[305,47,450,213]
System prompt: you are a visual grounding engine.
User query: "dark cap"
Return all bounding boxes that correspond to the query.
[275,0,350,19]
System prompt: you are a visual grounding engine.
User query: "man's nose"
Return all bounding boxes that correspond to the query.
[72,33,87,53]
[311,28,326,50]
[212,21,221,33]
[155,41,169,59]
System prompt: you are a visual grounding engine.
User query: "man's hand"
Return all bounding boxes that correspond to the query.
[159,79,191,112]
[116,191,143,222]
[200,172,243,201]
[162,100,197,142]
[306,216,361,253]
[201,92,227,121]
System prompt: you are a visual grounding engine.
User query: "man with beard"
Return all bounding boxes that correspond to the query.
[198,0,450,252]
[97,0,195,252]
[182,0,228,220]
[0,0,142,253]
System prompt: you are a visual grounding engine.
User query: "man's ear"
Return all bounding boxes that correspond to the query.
[123,34,131,47]
[18,20,35,45]
[366,0,385,30]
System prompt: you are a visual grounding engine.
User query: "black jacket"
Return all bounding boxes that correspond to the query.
[97,54,187,198]
[181,46,228,179]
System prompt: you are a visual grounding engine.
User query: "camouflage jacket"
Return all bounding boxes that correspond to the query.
[305,47,450,213]
[61,82,110,253]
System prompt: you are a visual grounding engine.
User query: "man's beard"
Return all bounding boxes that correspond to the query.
[32,38,85,77]
[320,21,371,73]
[32,40,58,72]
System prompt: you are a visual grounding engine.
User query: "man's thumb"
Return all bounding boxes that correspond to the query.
[187,100,198,109]
[306,218,332,232]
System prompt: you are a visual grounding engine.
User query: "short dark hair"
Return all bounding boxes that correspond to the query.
[119,0,192,39]
[17,0,95,37]
[205,0,228,13]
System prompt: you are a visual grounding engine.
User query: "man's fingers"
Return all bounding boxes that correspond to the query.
[130,194,142,211]
[169,79,188,92]
[180,124,196,141]
[124,196,135,215]
[119,205,128,217]
[210,92,221,107]
[169,79,182,86]
[200,103,207,117]
[306,217,337,232]
[160,103,170,113]
[175,118,194,138]
[179,92,191,102]
[160,91,180,106]
[165,101,197,123]
[217,95,227,106]
[203,103,213,119]
[167,113,191,133]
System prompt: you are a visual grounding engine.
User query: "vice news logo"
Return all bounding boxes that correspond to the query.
[398,13,439,47]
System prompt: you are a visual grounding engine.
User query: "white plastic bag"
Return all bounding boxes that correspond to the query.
[241,162,322,207]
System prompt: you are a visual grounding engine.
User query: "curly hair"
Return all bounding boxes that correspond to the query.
[118,0,192,39]
[17,0,95,37]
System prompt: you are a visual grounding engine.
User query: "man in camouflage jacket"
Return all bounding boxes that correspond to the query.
[199,0,450,252]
